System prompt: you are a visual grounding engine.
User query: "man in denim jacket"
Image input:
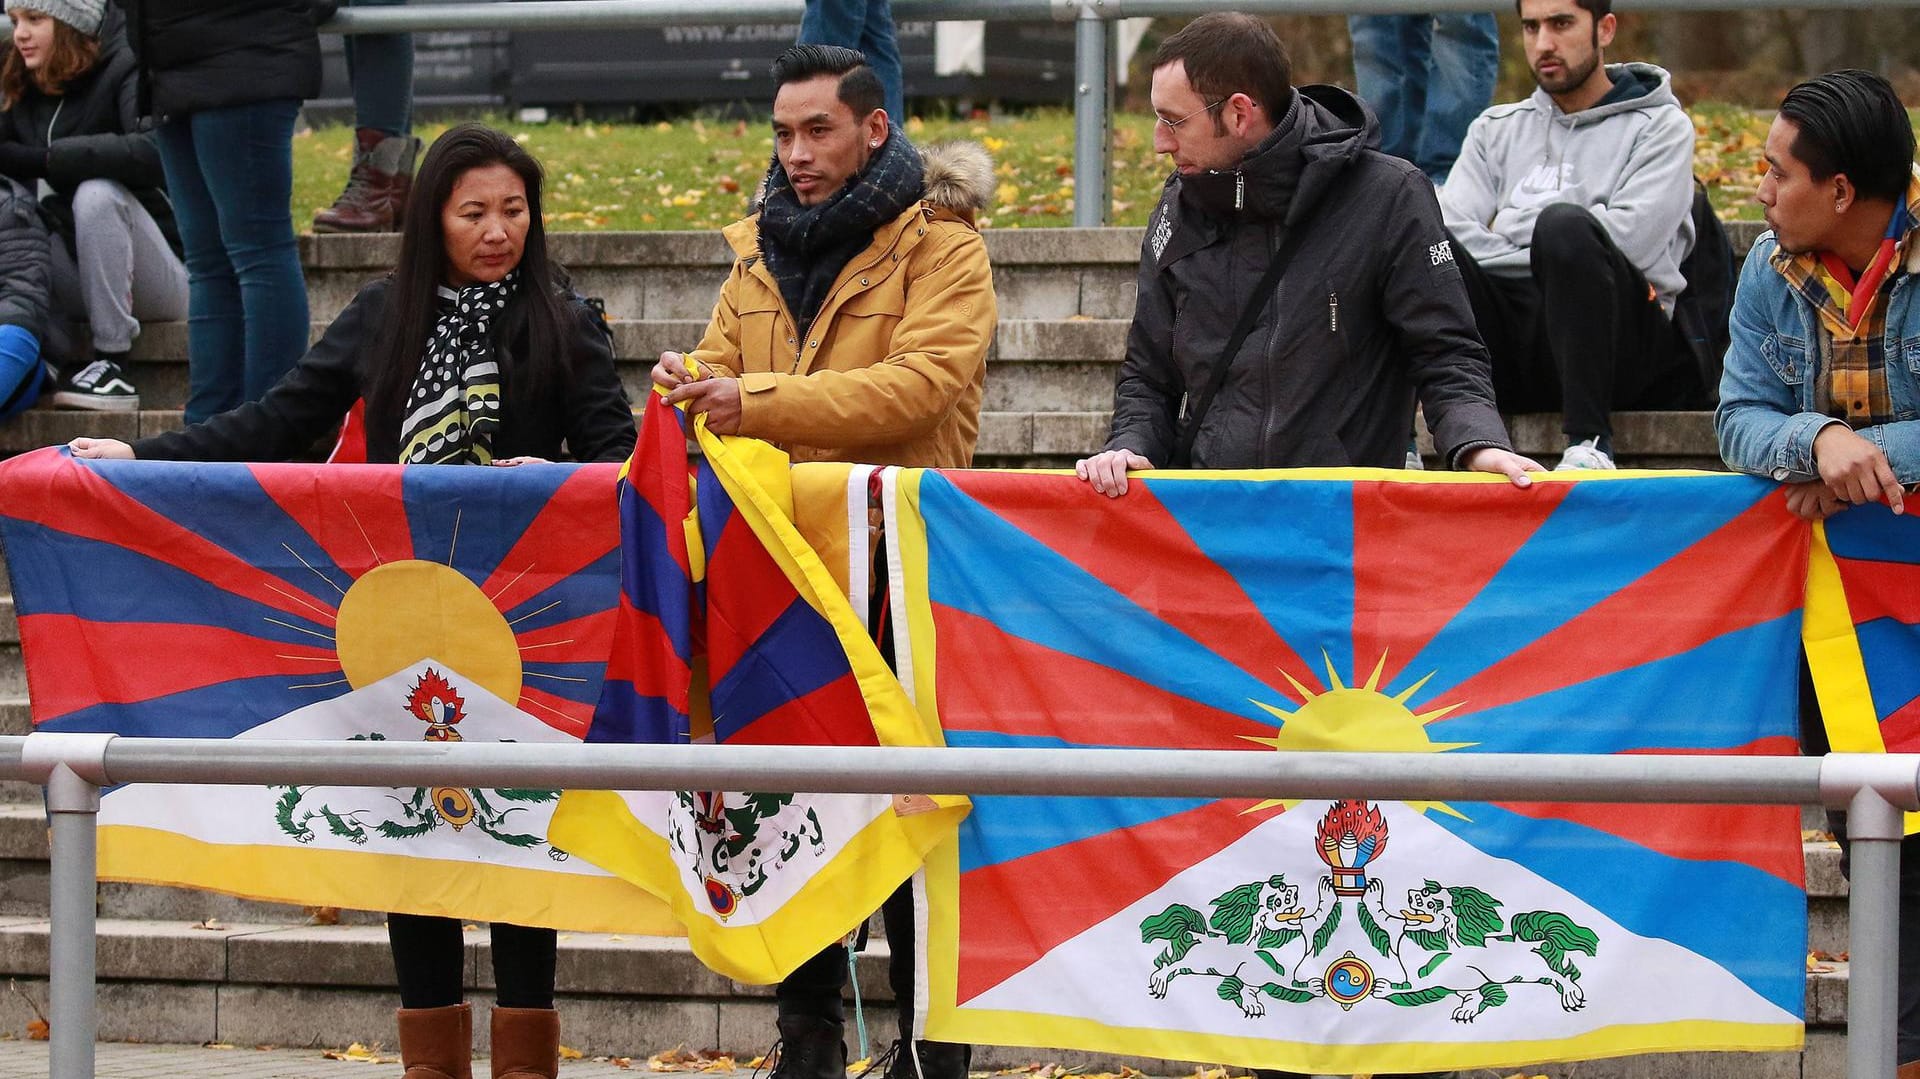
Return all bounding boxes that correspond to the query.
[1718,69,1920,1076]
[1718,69,1918,522]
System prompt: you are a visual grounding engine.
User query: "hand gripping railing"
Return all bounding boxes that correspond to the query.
[3,733,1915,1079]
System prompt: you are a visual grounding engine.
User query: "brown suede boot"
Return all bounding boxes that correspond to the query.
[396,1003,473,1079]
[489,1006,561,1079]
[313,127,421,233]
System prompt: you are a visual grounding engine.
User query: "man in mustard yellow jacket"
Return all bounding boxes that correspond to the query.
[654,47,994,471]
[650,41,994,1079]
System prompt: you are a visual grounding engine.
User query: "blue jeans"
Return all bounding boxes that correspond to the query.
[344,0,413,135]
[1348,13,1499,184]
[156,99,311,423]
[799,0,904,126]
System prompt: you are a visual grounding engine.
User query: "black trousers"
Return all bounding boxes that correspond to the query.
[1800,659,1920,1064]
[388,912,557,1010]
[1451,203,1704,442]
[776,878,919,1038]
[776,489,945,1049]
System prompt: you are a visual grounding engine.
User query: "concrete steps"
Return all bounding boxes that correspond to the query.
[0,226,1748,470]
[0,222,1874,1075]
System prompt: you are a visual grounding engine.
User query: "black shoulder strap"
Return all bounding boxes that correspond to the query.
[1170,225,1309,468]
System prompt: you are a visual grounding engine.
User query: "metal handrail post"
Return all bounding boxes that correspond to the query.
[45,766,99,1079]
[22,734,115,1079]
[1846,787,1905,1079]
[1071,3,1111,227]
[1821,754,1920,1079]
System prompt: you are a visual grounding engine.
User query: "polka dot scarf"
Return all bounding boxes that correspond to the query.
[399,271,517,465]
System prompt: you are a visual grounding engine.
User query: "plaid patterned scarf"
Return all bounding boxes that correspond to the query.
[1771,176,1920,427]
[757,130,925,339]
[399,270,517,465]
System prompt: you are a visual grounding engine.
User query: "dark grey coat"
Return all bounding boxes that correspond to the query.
[1104,84,1511,470]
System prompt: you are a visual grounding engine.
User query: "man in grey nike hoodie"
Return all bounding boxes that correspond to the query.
[1440,0,1703,471]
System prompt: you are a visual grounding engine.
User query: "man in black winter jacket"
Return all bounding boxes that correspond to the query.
[1076,12,1538,496]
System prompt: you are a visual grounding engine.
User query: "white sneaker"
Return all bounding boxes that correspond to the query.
[1554,437,1616,471]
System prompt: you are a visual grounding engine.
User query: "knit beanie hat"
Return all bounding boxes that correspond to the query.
[4,0,105,37]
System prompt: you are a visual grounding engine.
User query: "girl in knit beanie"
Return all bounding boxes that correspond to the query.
[0,0,186,413]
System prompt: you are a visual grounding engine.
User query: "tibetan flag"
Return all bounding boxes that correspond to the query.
[1804,504,1920,830]
[548,397,967,984]
[886,468,1808,1074]
[0,447,674,934]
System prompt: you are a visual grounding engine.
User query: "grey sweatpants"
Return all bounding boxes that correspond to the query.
[48,178,187,356]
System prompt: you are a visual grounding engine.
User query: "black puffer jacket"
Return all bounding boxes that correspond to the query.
[116,0,321,119]
[1105,85,1512,470]
[133,278,637,465]
[0,177,51,338]
[0,7,178,256]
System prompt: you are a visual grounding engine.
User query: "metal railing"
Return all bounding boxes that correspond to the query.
[323,0,1920,226]
[2,731,1915,1079]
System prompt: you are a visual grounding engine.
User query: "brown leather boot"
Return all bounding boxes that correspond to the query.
[313,127,421,233]
[489,1006,561,1079]
[1896,1060,1920,1079]
[396,1003,472,1079]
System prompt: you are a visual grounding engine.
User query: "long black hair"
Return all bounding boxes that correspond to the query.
[363,123,573,455]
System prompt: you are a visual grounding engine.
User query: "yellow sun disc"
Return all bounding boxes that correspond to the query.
[336,560,522,703]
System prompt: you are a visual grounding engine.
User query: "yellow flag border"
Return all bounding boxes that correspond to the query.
[901,468,1807,1067]
[1801,520,1920,833]
[98,824,682,935]
[550,424,967,983]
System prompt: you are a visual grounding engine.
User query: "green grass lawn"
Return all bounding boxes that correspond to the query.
[292,105,1789,233]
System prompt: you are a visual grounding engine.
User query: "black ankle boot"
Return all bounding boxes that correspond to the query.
[769,1015,847,1079]
[881,1040,970,1079]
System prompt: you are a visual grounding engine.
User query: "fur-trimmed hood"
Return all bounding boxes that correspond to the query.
[919,140,994,225]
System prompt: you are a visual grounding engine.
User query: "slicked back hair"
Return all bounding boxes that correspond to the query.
[1513,0,1612,19]
[1151,13,1294,130]
[1779,69,1916,205]
[770,43,886,120]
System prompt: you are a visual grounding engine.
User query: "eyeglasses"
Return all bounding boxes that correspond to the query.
[1157,98,1226,131]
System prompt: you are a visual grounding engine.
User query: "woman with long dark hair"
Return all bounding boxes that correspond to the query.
[70,123,636,1079]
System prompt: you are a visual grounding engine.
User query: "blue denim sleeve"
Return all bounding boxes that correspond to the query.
[1715,239,1833,482]
[1861,421,1920,485]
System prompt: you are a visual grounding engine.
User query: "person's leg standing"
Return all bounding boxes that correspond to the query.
[190,99,311,406]
[800,0,903,127]
[1415,13,1499,184]
[857,0,905,129]
[1529,202,1688,458]
[1348,15,1425,164]
[387,912,474,1079]
[345,0,414,140]
[317,0,420,233]
[155,113,244,422]
[490,921,562,1079]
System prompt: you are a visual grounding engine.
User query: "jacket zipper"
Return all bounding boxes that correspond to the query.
[1328,291,1338,334]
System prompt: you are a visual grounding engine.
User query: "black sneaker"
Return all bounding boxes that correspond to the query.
[51,357,139,411]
